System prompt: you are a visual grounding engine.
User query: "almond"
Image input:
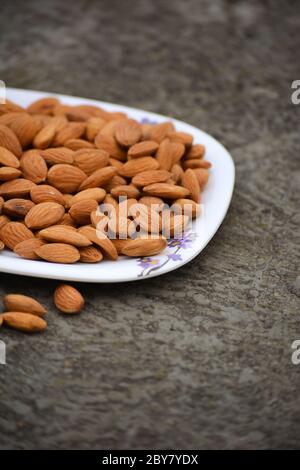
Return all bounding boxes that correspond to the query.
[0,146,20,168]
[73,148,109,175]
[3,294,47,317]
[171,163,184,183]
[39,226,92,247]
[30,184,65,205]
[119,157,159,178]
[162,213,189,238]
[0,221,34,249]
[0,178,36,198]
[132,169,171,186]
[27,97,60,115]
[183,159,211,170]
[114,119,142,147]
[170,131,193,147]
[121,237,167,257]
[102,175,127,192]
[0,100,25,115]
[40,147,74,165]
[0,124,22,157]
[79,245,103,263]
[78,226,118,260]
[3,198,35,218]
[33,116,67,149]
[111,185,140,199]
[0,195,3,212]
[69,199,98,225]
[149,122,175,143]
[138,196,165,212]
[128,140,159,158]
[172,198,200,218]
[0,240,4,251]
[47,164,86,193]
[52,122,86,147]
[109,157,123,171]
[0,215,10,230]
[181,169,200,203]
[25,202,65,230]
[59,213,77,227]
[9,113,42,148]
[94,134,127,161]
[111,238,131,255]
[0,167,22,181]
[128,203,162,234]
[20,149,48,183]
[54,284,85,314]
[79,166,116,191]
[64,139,95,150]
[192,168,209,188]
[2,312,47,332]
[35,243,80,263]
[185,144,206,160]
[14,238,46,260]
[86,116,106,141]
[143,183,190,199]
[156,139,185,170]
[70,188,106,206]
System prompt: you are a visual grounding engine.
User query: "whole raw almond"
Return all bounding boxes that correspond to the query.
[3,198,35,218]
[171,163,184,183]
[172,198,200,219]
[33,116,67,149]
[35,243,80,263]
[0,221,34,249]
[3,294,47,317]
[25,202,65,230]
[0,214,10,230]
[78,226,118,260]
[30,184,65,205]
[149,122,175,143]
[2,312,47,332]
[156,139,185,170]
[181,168,200,203]
[119,157,159,178]
[109,157,123,171]
[69,199,98,225]
[20,149,48,183]
[79,245,103,263]
[115,119,142,147]
[183,159,211,170]
[185,144,206,160]
[73,148,109,175]
[79,166,116,191]
[0,146,20,168]
[27,97,60,115]
[14,237,45,260]
[64,138,95,150]
[111,185,140,199]
[0,167,22,181]
[0,124,22,157]
[121,237,167,257]
[40,147,74,165]
[0,178,36,198]
[94,134,127,161]
[70,188,106,206]
[132,169,171,186]
[54,284,85,314]
[9,113,42,148]
[192,168,209,188]
[128,140,159,158]
[86,116,106,142]
[39,226,92,247]
[60,213,77,227]
[169,131,193,147]
[52,122,86,146]
[47,164,86,193]
[143,183,190,199]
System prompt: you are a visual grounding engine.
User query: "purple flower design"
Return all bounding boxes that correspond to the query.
[137,257,160,269]
[168,233,194,249]
[140,117,157,125]
[167,253,182,261]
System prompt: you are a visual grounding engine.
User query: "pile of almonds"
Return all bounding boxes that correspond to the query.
[0,285,84,333]
[0,97,211,263]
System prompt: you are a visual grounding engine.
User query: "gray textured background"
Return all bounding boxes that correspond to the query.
[0,0,299,450]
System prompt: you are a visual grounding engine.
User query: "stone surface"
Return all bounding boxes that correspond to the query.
[0,0,299,450]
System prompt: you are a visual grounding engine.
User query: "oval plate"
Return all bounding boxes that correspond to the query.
[0,88,235,283]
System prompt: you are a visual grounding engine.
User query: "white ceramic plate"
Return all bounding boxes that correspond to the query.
[0,88,235,282]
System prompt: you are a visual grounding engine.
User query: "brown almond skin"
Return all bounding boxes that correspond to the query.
[185,144,206,160]
[0,214,10,230]
[54,284,85,314]
[20,150,48,183]
[172,199,200,219]
[78,226,118,260]
[30,184,65,206]
[119,157,159,178]
[128,140,159,158]
[40,147,74,165]
[3,294,47,317]
[132,169,171,187]
[95,134,127,161]
[2,312,47,332]
[181,168,201,203]
[114,119,142,147]
[0,240,4,251]
[0,178,36,198]
[192,168,209,188]
[79,245,103,263]
[0,221,34,249]
[3,198,35,218]
[143,183,190,199]
[121,237,167,257]
[69,199,99,225]
[25,202,65,230]
[79,166,116,191]
[70,188,106,206]
[35,243,80,264]
[47,164,87,194]
[39,226,92,247]
[110,185,140,199]
[0,146,20,168]
[183,159,211,170]
[156,139,185,171]
[149,122,175,143]
[73,149,109,175]
[14,238,45,260]
[0,124,22,157]
[0,167,22,181]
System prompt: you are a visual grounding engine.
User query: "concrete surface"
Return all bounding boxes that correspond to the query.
[0,0,299,449]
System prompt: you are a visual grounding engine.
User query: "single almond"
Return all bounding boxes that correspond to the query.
[3,198,35,218]
[69,199,99,225]
[52,122,86,146]
[40,147,74,165]
[0,124,22,157]
[33,116,67,149]
[3,294,47,317]
[39,226,92,247]
[14,237,46,260]
[114,119,142,147]
[70,188,106,206]
[0,178,36,198]
[181,169,200,203]
[149,122,175,143]
[79,166,116,191]
[9,113,42,148]
[30,184,65,205]
[78,226,118,260]
[156,139,185,170]
[121,237,167,257]
[94,134,127,161]
[0,221,34,249]
[47,164,86,193]
[64,139,95,150]
[0,146,20,168]
[2,312,47,332]
[79,245,103,263]
[25,202,65,230]
[111,185,140,199]
[185,144,206,160]
[143,183,190,199]
[0,167,22,181]
[86,116,106,142]
[183,159,211,170]
[35,243,80,263]
[192,168,209,188]
[128,140,159,158]
[169,131,193,147]
[20,149,48,183]
[27,97,60,115]
[132,169,171,186]
[172,198,200,219]
[0,214,10,230]
[171,163,184,183]
[138,196,165,211]
[54,284,85,314]
[73,148,109,175]
[119,156,159,178]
